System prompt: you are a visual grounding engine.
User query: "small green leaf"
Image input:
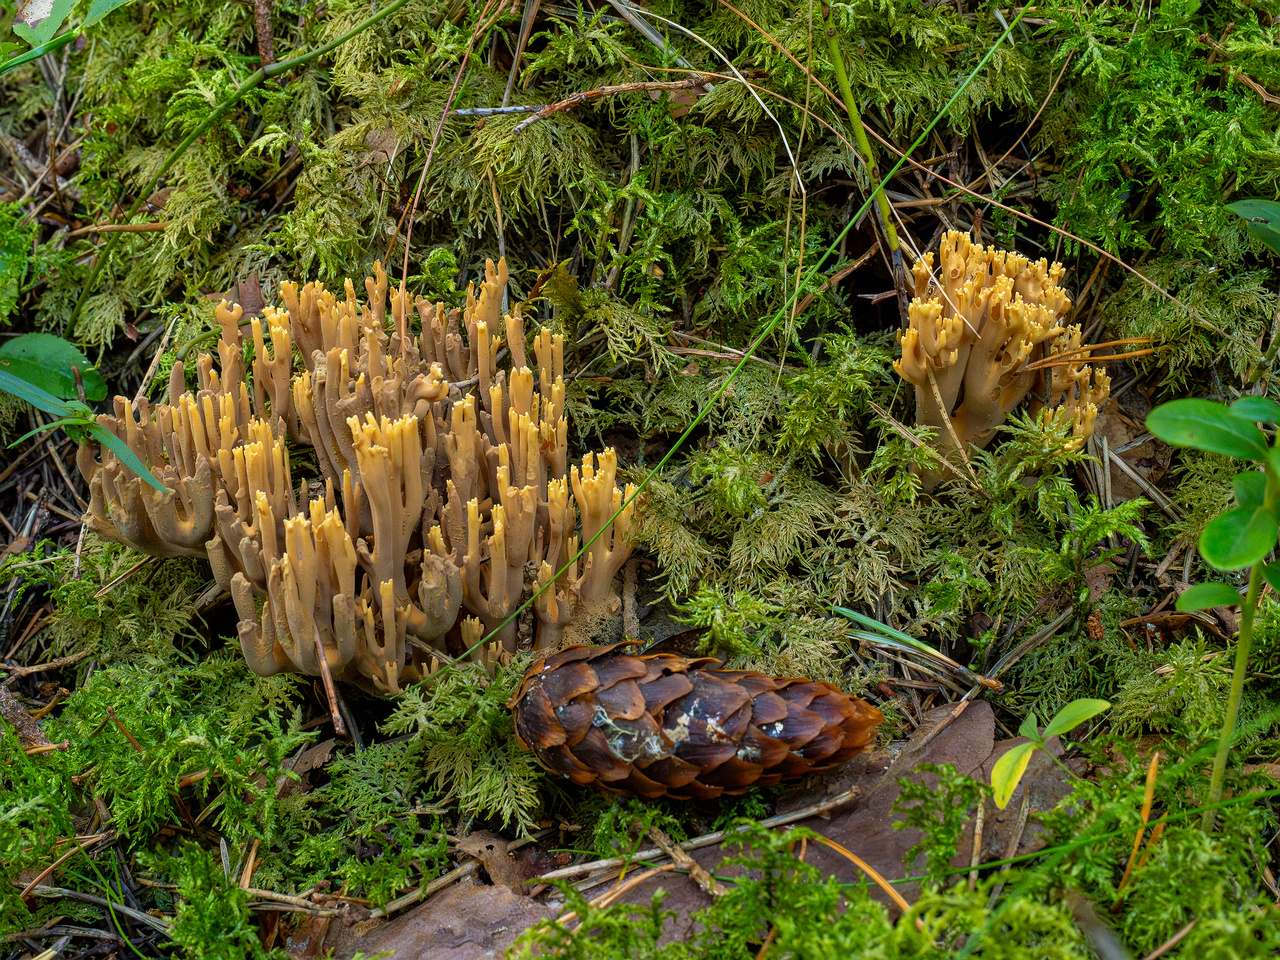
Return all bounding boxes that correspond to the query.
[0,333,108,401]
[1231,396,1280,425]
[1147,399,1269,460]
[1228,199,1280,257]
[0,367,77,418]
[84,0,139,25]
[1265,563,1280,595]
[1042,698,1111,739]
[1199,504,1279,570]
[91,425,168,493]
[991,742,1037,810]
[1176,582,1243,611]
[1233,470,1267,510]
[1017,713,1039,741]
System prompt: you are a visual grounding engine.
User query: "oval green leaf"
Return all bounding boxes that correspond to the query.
[1147,399,1269,460]
[0,333,108,402]
[1233,470,1267,510]
[1231,396,1280,425]
[1228,199,1280,258]
[991,741,1037,810]
[1177,582,1243,611]
[1264,563,1280,595]
[1018,713,1040,741]
[1199,504,1279,570]
[1042,698,1111,739]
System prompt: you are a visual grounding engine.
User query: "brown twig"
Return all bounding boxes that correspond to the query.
[23,741,68,755]
[368,862,480,919]
[106,705,145,754]
[1140,920,1197,960]
[312,627,346,736]
[968,796,986,891]
[644,824,728,898]
[18,834,111,900]
[512,76,715,135]
[791,241,879,317]
[253,0,276,66]
[94,556,154,598]
[1,649,92,680]
[533,785,864,883]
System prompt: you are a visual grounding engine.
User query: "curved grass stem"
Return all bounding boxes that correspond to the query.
[820,2,903,307]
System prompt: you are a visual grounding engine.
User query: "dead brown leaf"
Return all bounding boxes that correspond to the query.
[455,830,524,894]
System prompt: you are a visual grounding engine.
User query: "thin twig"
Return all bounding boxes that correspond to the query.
[533,786,864,883]
[18,834,110,899]
[512,76,715,134]
[644,824,728,897]
[253,0,276,65]
[105,706,144,754]
[23,885,170,933]
[63,222,170,239]
[312,626,346,736]
[1140,920,1197,960]
[367,862,480,919]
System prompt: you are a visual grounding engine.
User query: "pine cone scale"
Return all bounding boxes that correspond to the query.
[539,660,598,703]
[639,672,694,711]
[516,687,565,749]
[594,681,647,720]
[511,643,883,799]
[552,700,595,745]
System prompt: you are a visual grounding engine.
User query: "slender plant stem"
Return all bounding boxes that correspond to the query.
[1203,558,1263,830]
[70,0,415,326]
[820,2,903,306]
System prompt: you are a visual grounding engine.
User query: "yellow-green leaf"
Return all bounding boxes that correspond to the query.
[991,742,1037,810]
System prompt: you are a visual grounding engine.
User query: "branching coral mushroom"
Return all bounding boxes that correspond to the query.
[79,260,635,695]
[894,231,1110,478]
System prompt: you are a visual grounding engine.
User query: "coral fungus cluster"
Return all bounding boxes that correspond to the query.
[78,260,635,694]
[894,231,1110,470]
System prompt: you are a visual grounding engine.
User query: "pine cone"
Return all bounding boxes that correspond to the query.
[510,643,883,800]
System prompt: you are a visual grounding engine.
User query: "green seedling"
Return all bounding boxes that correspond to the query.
[1147,395,1280,828]
[990,699,1111,809]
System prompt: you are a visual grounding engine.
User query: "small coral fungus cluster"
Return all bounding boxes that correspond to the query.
[894,231,1110,476]
[78,260,634,694]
